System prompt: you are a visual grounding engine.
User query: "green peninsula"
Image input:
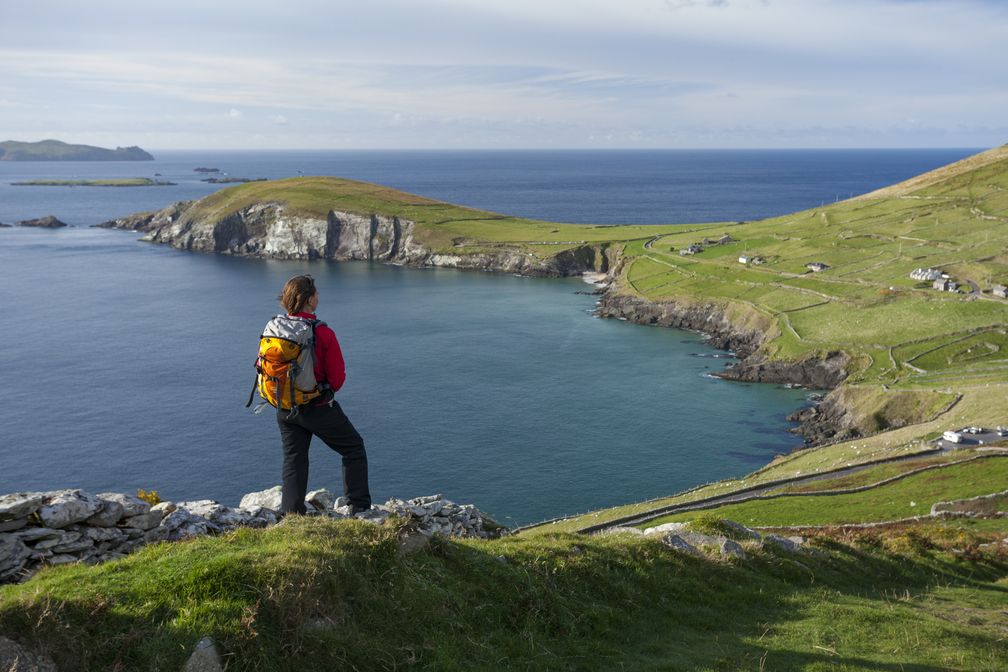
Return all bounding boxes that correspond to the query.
[0,139,154,161]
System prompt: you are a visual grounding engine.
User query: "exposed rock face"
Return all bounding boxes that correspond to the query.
[596,289,853,447]
[596,292,763,356]
[98,201,613,277]
[0,487,501,585]
[17,215,67,228]
[786,390,862,445]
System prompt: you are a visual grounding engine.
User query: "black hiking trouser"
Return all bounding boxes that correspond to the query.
[276,401,371,515]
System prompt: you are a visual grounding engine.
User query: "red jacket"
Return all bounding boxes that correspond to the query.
[290,312,346,394]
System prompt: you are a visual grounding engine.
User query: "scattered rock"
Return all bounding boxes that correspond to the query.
[306,489,335,512]
[397,526,430,555]
[0,636,57,672]
[0,535,32,580]
[720,520,761,541]
[660,533,704,558]
[85,499,125,527]
[597,526,645,537]
[0,493,46,521]
[765,534,805,553]
[643,522,689,536]
[96,492,150,517]
[122,510,164,531]
[37,490,103,529]
[183,636,224,672]
[0,486,501,585]
[719,539,746,559]
[239,486,282,512]
[16,215,67,229]
[151,501,177,517]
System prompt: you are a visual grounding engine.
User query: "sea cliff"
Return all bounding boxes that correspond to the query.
[98,200,617,277]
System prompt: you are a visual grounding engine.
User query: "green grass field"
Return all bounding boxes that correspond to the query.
[1,516,1005,671]
[641,456,1008,528]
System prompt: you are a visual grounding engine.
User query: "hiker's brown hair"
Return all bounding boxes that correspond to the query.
[279,275,316,314]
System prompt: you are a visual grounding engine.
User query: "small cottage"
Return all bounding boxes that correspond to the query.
[806,262,829,272]
[738,254,750,264]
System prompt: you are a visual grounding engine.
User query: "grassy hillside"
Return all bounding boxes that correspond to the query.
[184,175,685,257]
[1,516,1005,671]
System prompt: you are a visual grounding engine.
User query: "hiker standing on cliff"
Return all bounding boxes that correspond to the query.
[251,274,372,516]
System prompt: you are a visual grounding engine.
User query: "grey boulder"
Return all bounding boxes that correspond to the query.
[37,490,103,529]
[0,493,46,521]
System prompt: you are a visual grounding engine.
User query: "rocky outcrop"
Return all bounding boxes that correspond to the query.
[595,291,763,356]
[17,216,67,228]
[631,520,805,559]
[98,201,612,277]
[0,488,501,585]
[595,289,853,446]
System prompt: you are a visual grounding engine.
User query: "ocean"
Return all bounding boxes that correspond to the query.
[0,148,978,524]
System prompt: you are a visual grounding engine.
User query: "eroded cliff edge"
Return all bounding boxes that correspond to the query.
[98,201,616,277]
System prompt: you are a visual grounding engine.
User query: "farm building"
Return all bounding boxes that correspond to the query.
[910,268,942,282]
[993,284,1007,298]
[739,254,750,264]
[679,244,703,256]
[806,262,830,272]
[933,279,958,292]
[718,234,735,244]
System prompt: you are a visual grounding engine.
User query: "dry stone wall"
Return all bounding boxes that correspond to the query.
[0,487,500,585]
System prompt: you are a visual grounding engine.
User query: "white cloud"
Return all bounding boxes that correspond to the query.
[0,1,1005,148]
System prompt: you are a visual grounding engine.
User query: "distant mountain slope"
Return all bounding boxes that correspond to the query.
[855,143,1008,200]
[0,139,154,161]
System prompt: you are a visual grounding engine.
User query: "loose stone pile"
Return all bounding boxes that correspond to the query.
[0,487,501,584]
[600,520,806,559]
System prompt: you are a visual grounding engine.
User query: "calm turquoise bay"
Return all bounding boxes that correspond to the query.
[0,149,977,524]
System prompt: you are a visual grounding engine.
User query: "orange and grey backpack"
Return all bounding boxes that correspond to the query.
[246,315,328,414]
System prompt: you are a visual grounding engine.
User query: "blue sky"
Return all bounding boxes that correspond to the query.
[1,0,1005,149]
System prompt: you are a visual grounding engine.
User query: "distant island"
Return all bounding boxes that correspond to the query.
[200,177,266,184]
[194,167,221,173]
[0,139,154,161]
[12,178,175,187]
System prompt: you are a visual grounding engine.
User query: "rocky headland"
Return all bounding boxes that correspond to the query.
[97,200,617,278]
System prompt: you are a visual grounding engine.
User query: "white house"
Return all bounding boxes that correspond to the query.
[910,268,942,282]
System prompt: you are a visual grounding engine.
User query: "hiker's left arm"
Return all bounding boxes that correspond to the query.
[317,326,347,393]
